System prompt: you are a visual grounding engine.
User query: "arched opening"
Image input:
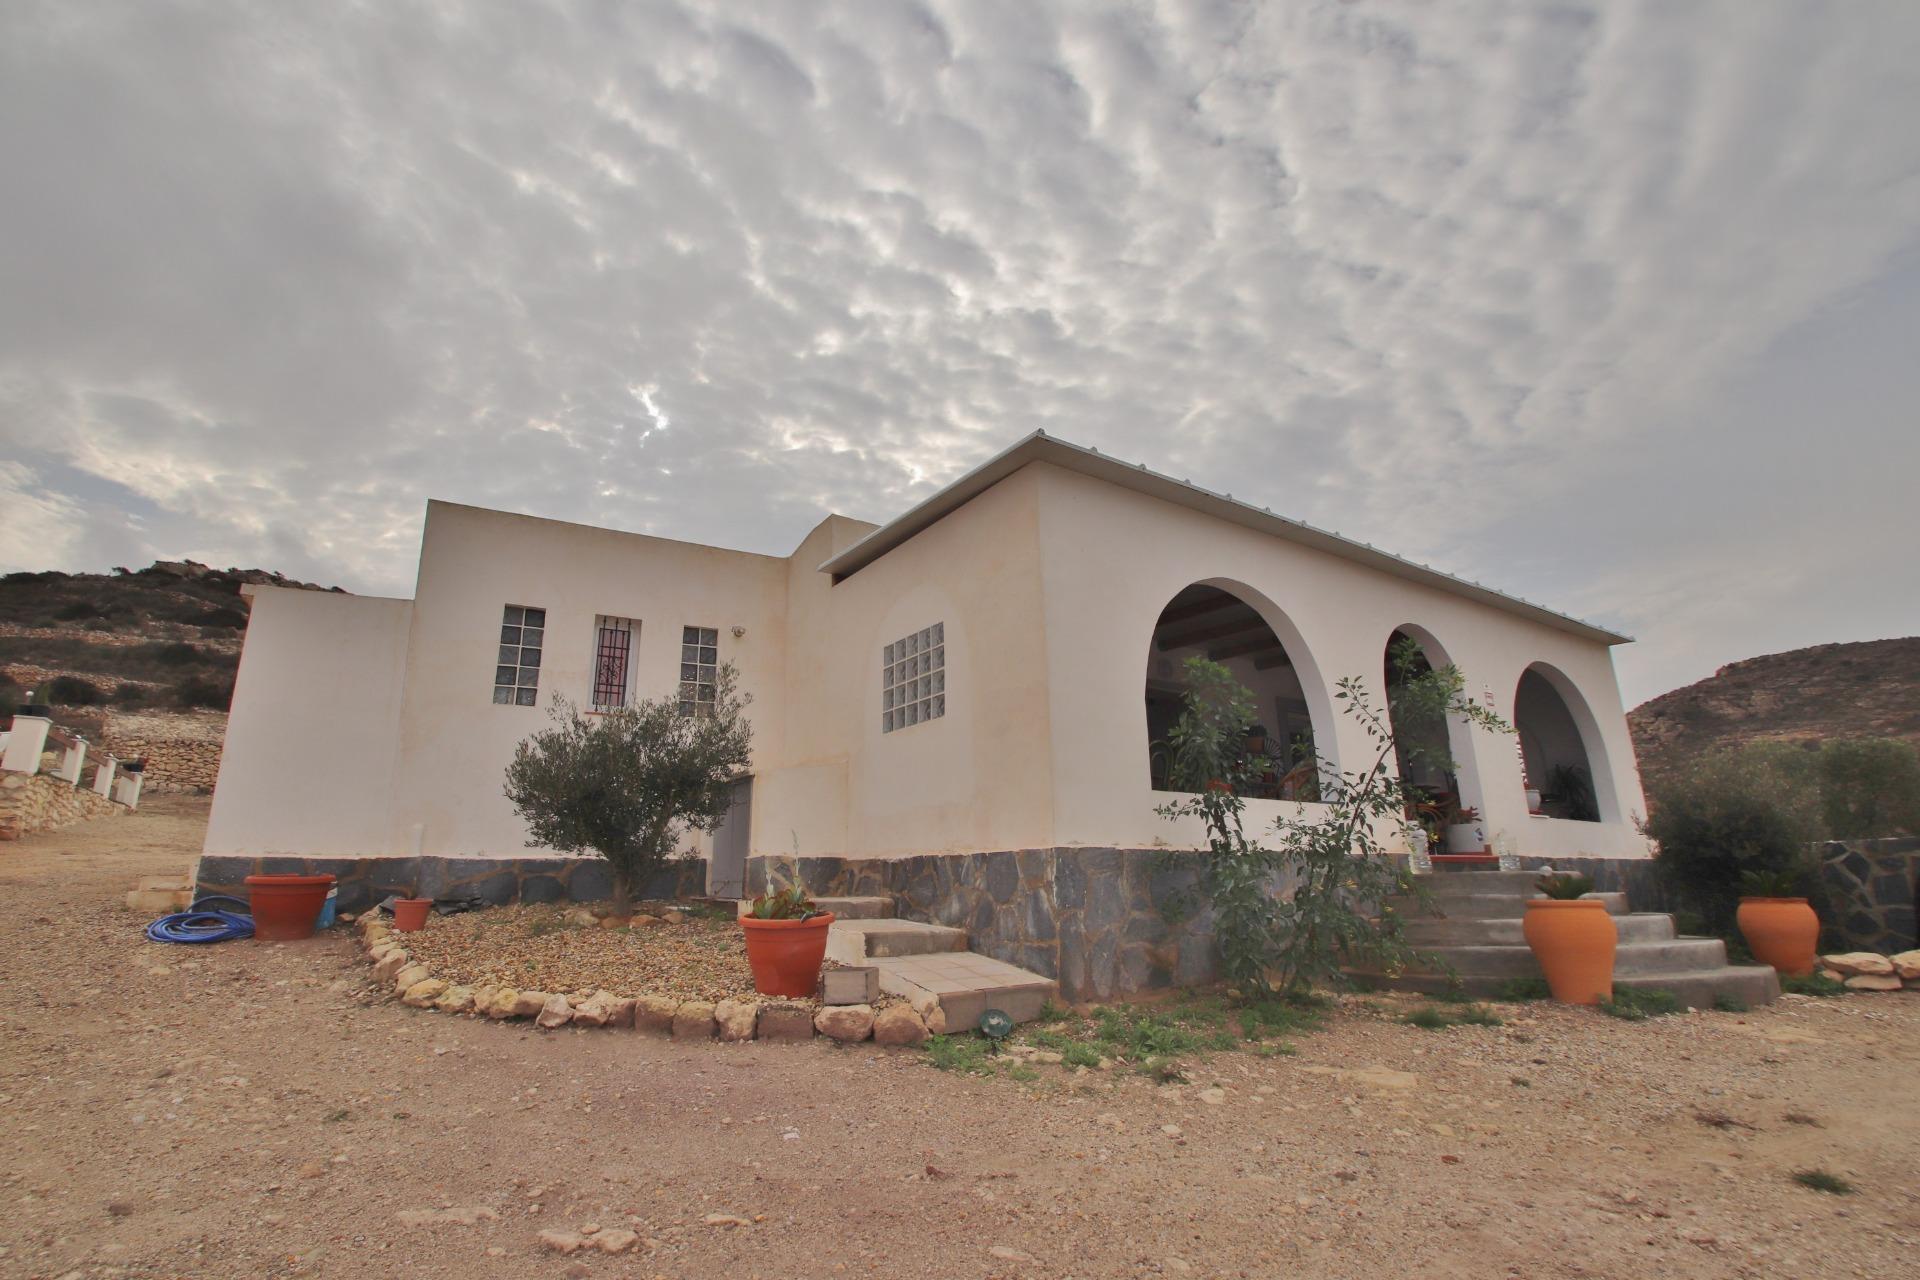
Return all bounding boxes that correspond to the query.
[1514,663,1603,822]
[1384,627,1484,850]
[1145,583,1322,800]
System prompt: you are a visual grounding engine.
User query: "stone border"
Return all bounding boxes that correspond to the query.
[353,911,931,1046]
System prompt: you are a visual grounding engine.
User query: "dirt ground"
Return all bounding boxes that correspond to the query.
[3,799,1917,1280]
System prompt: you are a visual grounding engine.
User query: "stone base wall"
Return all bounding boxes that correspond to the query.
[749,848,1231,1002]
[0,772,120,841]
[193,853,707,915]
[1815,838,1919,954]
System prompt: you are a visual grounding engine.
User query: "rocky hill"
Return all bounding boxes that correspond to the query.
[0,561,340,790]
[1629,637,1920,786]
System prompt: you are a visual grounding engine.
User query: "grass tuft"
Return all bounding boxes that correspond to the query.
[1496,977,1552,1002]
[1711,992,1750,1014]
[1597,988,1680,1021]
[1791,1169,1855,1195]
[1781,972,1848,997]
[1405,1003,1503,1030]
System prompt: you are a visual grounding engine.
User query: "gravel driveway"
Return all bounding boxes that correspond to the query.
[2,797,1915,1279]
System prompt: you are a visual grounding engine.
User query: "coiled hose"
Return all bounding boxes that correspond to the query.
[146,894,255,944]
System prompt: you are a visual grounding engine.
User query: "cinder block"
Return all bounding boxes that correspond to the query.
[822,966,879,1005]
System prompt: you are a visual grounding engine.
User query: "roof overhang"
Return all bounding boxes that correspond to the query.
[816,432,1631,646]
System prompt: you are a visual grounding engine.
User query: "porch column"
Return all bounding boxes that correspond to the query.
[2,709,51,774]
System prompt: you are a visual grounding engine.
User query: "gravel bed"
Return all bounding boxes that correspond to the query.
[395,903,775,1004]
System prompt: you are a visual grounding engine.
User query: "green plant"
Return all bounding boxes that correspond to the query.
[1597,988,1680,1020]
[1712,992,1750,1013]
[926,1034,996,1075]
[1791,1169,1855,1195]
[1542,763,1599,821]
[1739,866,1808,898]
[1817,738,1920,839]
[1497,977,1552,1001]
[1155,654,1508,998]
[504,666,752,914]
[1781,972,1847,997]
[1405,1006,1452,1029]
[1645,747,1819,938]
[1405,1003,1502,1029]
[1534,872,1594,900]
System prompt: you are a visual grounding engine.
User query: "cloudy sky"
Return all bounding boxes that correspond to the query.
[2,1,1916,706]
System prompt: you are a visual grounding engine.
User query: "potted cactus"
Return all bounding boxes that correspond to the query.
[1736,867,1820,977]
[1522,873,1617,1004]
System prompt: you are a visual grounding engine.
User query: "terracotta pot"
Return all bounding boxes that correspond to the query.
[1522,899,1618,1004]
[392,897,434,933]
[244,874,336,942]
[1737,897,1820,977]
[741,912,837,998]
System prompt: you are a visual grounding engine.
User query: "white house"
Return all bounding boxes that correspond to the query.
[201,433,1651,993]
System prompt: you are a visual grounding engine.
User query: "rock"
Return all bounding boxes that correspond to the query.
[565,907,599,927]
[392,964,430,993]
[672,1001,717,1039]
[401,978,449,1008]
[604,996,636,1028]
[1197,1086,1227,1105]
[432,985,475,1014]
[397,1206,499,1227]
[908,991,948,1035]
[570,990,621,1028]
[590,1228,638,1253]
[628,914,663,927]
[988,1245,1034,1263]
[1891,950,1920,981]
[872,1003,929,1047]
[536,994,574,1029]
[1821,952,1895,977]
[481,987,521,1019]
[814,1003,875,1042]
[511,990,551,1018]
[372,951,410,984]
[538,1229,587,1254]
[1843,974,1903,991]
[632,994,677,1033]
[702,1213,749,1228]
[714,999,759,1041]
[755,1003,816,1041]
[597,915,628,929]
[662,909,689,924]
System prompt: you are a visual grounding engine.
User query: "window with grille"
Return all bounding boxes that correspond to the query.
[882,622,944,732]
[493,605,545,705]
[678,625,718,716]
[591,616,637,711]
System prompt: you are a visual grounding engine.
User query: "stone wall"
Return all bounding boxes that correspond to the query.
[0,772,120,841]
[748,847,1228,1002]
[194,853,707,915]
[102,710,227,793]
[1815,838,1919,954]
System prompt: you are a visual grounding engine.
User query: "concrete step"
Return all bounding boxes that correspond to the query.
[1386,893,1530,920]
[1403,936,1730,980]
[874,952,1058,1035]
[1583,892,1630,916]
[1616,966,1782,1009]
[738,894,894,920]
[825,918,968,965]
[1413,870,1541,897]
[1400,912,1676,947]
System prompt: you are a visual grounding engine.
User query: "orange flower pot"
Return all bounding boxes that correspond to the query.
[392,898,434,932]
[1736,897,1820,977]
[741,912,837,998]
[1522,899,1618,1005]
[244,874,336,942]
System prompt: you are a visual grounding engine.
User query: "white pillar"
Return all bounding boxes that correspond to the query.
[60,737,88,786]
[92,754,117,797]
[2,711,50,774]
[113,767,144,809]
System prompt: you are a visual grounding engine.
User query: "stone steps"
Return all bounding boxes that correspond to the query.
[874,951,1058,1036]
[1386,892,1530,920]
[1364,965,1782,1007]
[1400,912,1677,946]
[1409,936,1734,980]
[736,895,895,920]
[824,917,968,964]
[1418,870,1543,896]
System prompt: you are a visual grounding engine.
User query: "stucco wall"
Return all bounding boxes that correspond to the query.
[1028,463,1650,858]
[203,587,413,856]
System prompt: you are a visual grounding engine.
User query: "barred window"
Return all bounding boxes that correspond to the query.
[493,605,545,706]
[591,616,637,712]
[679,625,718,716]
[882,622,944,733]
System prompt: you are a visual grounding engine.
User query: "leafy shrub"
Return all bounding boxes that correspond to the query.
[173,673,235,709]
[154,642,204,666]
[112,682,153,707]
[55,600,109,621]
[1645,749,1814,938]
[1817,738,1920,839]
[194,606,250,629]
[1791,1169,1855,1195]
[46,675,104,706]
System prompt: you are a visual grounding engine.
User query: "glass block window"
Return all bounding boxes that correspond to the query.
[882,622,944,733]
[591,616,636,712]
[492,605,544,706]
[678,625,718,716]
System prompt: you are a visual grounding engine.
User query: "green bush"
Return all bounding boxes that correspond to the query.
[1645,749,1814,938]
[46,675,104,706]
[1817,738,1920,839]
[173,673,235,709]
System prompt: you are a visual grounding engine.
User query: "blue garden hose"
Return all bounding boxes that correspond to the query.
[146,895,255,944]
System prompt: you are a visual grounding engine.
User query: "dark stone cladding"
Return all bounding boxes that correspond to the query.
[747,847,1225,1002]
[1814,837,1920,954]
[193,854,706,915]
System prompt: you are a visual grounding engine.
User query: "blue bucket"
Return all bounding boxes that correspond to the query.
[315,887,339,930]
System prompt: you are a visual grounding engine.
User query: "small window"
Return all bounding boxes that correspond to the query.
[493,605,545,706]
[591,616,637,712]
[882,622,944,733]
[678,625,718,716]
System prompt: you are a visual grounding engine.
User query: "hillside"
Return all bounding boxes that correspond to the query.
[0,561,340,790]
[1629,637,1920,786]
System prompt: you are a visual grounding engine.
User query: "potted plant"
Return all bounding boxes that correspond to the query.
[740,870,836,998]
[1443,804,1485,854]
[392,895,434,932]
[1736,867,1820,977]
[1522,872,1617,1004]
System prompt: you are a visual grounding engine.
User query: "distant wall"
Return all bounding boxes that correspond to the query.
[1815,838,1919,953]
[103,711,227,792]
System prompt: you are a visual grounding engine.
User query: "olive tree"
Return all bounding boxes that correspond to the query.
[504,665,752,913]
